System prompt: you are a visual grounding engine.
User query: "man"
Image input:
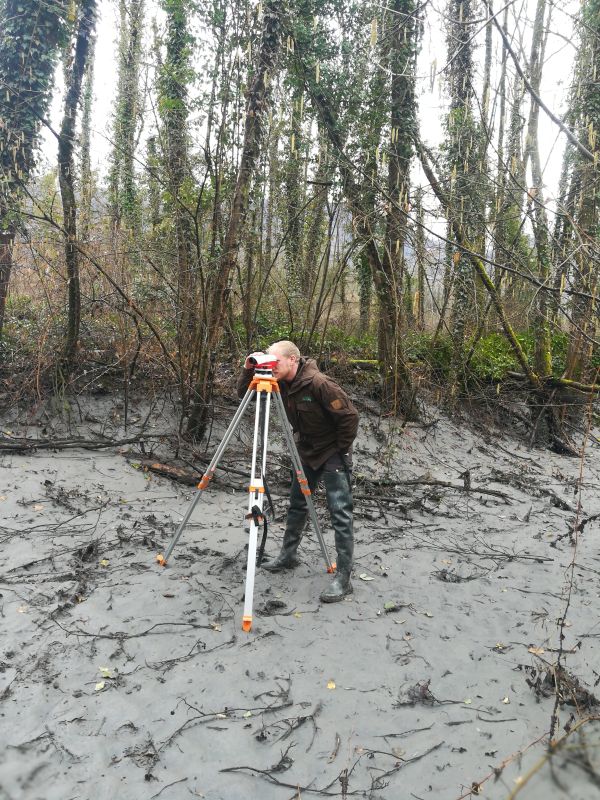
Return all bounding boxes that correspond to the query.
[237,341,359,603]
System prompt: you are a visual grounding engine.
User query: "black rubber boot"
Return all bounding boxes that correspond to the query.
[263,473,308,571]
[319,469,354,602]
[262,532,303,571]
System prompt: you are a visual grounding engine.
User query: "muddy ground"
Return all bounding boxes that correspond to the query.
[0,391,599,800]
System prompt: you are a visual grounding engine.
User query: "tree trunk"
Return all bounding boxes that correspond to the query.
[284,85,305,296]
[0,230,15,342]
[445,0,485,383]
[59,0,97,369]
[564,0,600,385]
[414,187,426,330]
[380,0,419,416]
[524,0,553,379]
[303,53,417,416]
[79,31,96,244]
[158,0,196,407]
[417,140,543,391]
[187,0,283,438]
[108,0,144,233]
[0,0,69,341]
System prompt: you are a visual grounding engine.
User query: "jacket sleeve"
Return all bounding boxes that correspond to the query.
[313,375,359,452]
[236,367,255,398]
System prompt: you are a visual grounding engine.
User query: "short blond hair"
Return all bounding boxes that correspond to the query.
[268,340,300,359]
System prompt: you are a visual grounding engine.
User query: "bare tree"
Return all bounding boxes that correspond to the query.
[59,0,98,369]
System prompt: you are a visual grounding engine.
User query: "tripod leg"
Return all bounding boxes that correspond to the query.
[157,390,255,566]
[272,391,335,573]
[242,390,272,632]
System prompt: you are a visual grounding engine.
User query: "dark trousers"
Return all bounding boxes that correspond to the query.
[285,455,354,574]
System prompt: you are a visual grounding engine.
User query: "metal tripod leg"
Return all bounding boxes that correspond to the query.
[156,389,255,566]
[272,391,335,573]
[241,389,272,632]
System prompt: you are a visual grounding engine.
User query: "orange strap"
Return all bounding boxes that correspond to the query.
[197,472,213,490]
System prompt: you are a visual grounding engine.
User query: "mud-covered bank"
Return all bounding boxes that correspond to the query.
[0,395,599,800]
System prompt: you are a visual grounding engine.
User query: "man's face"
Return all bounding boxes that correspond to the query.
[267,345,298,382]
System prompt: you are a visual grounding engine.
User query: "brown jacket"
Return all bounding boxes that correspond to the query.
[237,358,359,469]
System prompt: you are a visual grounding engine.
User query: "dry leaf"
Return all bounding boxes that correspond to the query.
[464,698,472,704]
[17,605,28,613]
[243,711,252,718]
[327,680,336,690]
[528,646,545,655]
[99,559,109,567]
[293,612,302,619]
[211,623,222,632]
[99,667,112,678]
[424,611,433,618]
[33,504,44,511]
[0,496,6,501]
[95,681,105,691]
[359,573,374,582]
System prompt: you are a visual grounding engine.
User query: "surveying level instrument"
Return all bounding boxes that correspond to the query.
[156,356,335,633]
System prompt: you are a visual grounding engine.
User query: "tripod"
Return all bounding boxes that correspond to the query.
[156,365,335,632]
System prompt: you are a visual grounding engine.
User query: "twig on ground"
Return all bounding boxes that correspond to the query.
[454,733,548,799]
[149,778,188,798]
[0,433,151,453]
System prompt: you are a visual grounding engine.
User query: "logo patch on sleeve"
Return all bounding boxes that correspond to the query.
[330,399,343,410]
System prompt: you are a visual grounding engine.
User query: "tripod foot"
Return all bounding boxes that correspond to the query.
[156,554,167,566]
[242,615,253,632]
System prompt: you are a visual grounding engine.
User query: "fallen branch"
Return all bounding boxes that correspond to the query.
[0,433,149,454]
[506,717,600,800]
[135,458,251,485]
[362,475,514,502]
[50,617,223,640]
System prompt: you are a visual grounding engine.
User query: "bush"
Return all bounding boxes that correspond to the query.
[319,326,377,358]
[405,332,453,378]
[470,332,520,381]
